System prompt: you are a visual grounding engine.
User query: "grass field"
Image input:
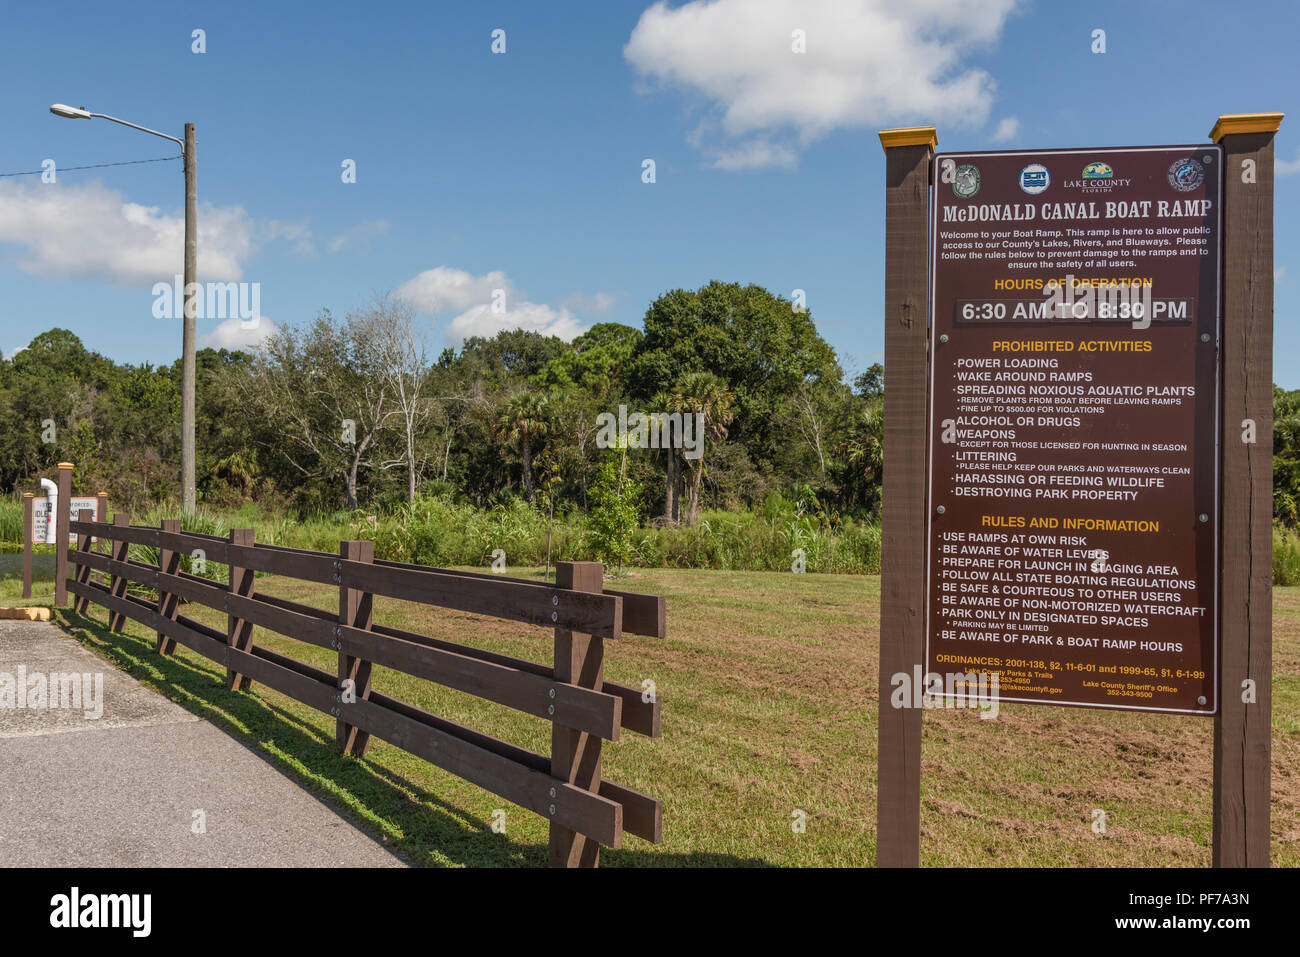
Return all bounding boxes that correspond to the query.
[5,566,1297,867]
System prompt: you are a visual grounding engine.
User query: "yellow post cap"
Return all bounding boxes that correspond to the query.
[1210,112,1284,142]
[22,492,33,497]
[57,462,74,469]
[878,127,938,152]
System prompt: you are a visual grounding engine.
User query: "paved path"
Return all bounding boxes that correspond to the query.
[0,619,405,867]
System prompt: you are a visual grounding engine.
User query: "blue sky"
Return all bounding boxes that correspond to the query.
[1,0,1297,385]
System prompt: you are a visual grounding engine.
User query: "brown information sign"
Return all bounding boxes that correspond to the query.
[926,145,1221,714]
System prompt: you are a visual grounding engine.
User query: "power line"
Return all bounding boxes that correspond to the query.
[0,155,181,178]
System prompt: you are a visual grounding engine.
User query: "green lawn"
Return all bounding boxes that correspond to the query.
[7,566,1297,866]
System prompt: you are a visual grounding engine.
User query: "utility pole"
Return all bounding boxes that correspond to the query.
[48,105,199,513]
[183,123,197,514]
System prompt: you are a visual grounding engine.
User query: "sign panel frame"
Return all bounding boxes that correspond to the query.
[924,144,1223,715]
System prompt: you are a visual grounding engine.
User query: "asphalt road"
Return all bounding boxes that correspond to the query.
[0,619,405,867]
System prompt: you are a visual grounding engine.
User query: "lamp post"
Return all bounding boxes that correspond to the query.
[49,104,197,514]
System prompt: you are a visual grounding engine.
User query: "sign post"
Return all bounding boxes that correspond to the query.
[22,493,34,599]
[876,127,936,868]
[876,112,1281,868]
[1211,112,1282,867]
[54,462,73,607]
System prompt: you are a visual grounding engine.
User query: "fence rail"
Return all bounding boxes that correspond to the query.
[64,509,665,865]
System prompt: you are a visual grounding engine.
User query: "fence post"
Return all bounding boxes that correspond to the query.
[22,493,33,599]
[106,513,130,631]
[73,509,95,615]
[54,462,73,606]
[226,528,256,691]
[157,518,181,655]
[549,560,605,868]
[95,492,109,586]
[337,539,374,756]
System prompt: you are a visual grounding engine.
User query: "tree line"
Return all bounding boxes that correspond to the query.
[12,278,1298,529]
[0,281,884,524]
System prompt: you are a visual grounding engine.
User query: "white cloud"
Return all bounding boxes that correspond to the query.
[559,291,618,315]
[711,139,798,170]
[990,116,1020,143]
[329,219,391,255]
[397,266,589,343]
[199,316,278,351]
[396,266,514,314]
[4,346,27,360]
[0,181,253,283]
[1277,149,1300,176]
[625,0,1020,168]
[266,219,315,257]
[447,302,585,343]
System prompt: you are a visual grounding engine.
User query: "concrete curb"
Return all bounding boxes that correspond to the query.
[0,607,51,621]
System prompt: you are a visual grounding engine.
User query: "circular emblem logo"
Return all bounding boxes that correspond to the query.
[1018,163,1050,195]
[1082,161,1113,179]
[953,164,980,199]
[1167,157,1205,192]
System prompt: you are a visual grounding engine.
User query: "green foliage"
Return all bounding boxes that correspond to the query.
[586,450,642,570]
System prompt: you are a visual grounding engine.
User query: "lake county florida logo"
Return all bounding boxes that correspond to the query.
[1167,156,1206,192]
[1018,163,1050,194]
[1063,160,1131,193]
[952,163,980,198]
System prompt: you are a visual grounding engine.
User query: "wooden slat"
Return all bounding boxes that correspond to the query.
[226,541,337,585]
[374,559,666,639]
[601,681,660,738]
[67,579,229,663]
[598,780,662,844]
[345,624,622,741]
[371,621,657,738]
[254,591,335,622]
[69,576,655,844]
[227,645,337,713]
[343,694,622,847]
[344,560,623,639]
[604,588,666,639]
[69,520,160,548]
[368,690,657,843]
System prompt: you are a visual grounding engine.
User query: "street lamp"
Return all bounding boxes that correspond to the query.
[49,103,198,515]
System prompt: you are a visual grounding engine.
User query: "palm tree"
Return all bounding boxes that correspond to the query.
[495,390,549,501]
[669,372,735,525]
[650,389,679,524]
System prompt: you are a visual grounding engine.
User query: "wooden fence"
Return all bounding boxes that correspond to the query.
[64,508,665,867]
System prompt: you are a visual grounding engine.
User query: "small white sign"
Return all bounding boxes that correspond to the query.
[32,497,99,545]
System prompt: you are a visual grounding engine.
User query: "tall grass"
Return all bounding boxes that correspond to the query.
[11,491,1300,582]
[0,499,24,544]
[1276,527,1300,586]
[356,494,881,574]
